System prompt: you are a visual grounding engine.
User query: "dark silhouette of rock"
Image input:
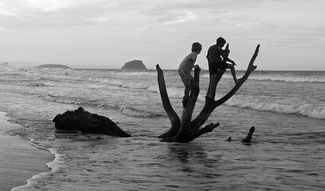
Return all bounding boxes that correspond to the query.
[36,64,71,69]
[122,60,147,70]
[53,107,131,137]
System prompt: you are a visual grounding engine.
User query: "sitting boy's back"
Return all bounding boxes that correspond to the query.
[178,42,202,107]
[179,52,198,72]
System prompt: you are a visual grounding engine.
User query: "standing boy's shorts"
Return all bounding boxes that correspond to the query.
[178,67,193,87]
[209,61,228,75]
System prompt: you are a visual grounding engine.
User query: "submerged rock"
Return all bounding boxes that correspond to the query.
[53,107,131,137]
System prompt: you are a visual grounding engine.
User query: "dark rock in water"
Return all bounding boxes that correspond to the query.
[121,60,147,70]
[53,107,131,137]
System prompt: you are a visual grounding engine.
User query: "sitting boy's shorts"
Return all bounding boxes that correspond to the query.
[209,61,228,75]
[178,67,193,87]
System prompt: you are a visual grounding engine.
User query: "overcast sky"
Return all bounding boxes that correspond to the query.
[1,0,324,70]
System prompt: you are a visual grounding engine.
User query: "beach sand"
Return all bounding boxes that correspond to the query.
[0,112,53,191]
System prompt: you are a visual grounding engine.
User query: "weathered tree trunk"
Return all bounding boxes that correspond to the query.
[157,44,260,143]
[242,126,255,142]
[53,107,131,137]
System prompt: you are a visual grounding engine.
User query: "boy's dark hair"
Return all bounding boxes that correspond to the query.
[192,42,202,52]
[216,37,226,46]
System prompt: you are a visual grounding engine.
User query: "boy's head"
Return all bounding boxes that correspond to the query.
[192,42,202,54]
[216,37,226,47]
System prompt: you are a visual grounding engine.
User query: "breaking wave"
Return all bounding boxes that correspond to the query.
[118,106,162,118]
[201,72,325,83]
[114,71,156,76]
[248,75,325,83]
[226,96,325,119]
[39,94,163,118]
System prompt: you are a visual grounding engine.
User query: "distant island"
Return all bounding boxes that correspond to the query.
[36,64,71,69]
[121,60,147,70]
[0,62,10,68]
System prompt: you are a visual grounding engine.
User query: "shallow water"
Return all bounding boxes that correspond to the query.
[0,68,324,190]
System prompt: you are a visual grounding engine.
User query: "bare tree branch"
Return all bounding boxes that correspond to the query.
[156,65,180,138]
[157,44,260,143]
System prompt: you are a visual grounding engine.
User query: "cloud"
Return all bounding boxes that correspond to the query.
[25,0,72,12]
[0,2,18,16]
[163,10,198,25]
[0,0,120,31]
[133,26,148,35]
[0,0,240,31]
[166,28,177,32]
[95,17,110,23]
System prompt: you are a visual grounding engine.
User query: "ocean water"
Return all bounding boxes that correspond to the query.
[0,66,324,191]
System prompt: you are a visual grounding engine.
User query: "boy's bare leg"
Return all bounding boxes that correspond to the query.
[208,69,225,99]
[229,64,242,84]
[206,74,211,97]
[208,74,217,99]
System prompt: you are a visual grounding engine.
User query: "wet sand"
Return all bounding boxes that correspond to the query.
[0,112,53,191]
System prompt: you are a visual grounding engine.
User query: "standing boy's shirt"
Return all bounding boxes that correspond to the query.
[179,52,198,72]
[207,45,222,63]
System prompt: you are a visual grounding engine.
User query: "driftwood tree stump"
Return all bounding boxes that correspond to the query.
[157,45,260,143]
[53,107,131,137]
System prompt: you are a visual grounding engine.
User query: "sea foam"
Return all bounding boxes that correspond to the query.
[226,96,325,119]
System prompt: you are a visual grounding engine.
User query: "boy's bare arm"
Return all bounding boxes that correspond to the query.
[226,57,236,65]
[222,47,236,66]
